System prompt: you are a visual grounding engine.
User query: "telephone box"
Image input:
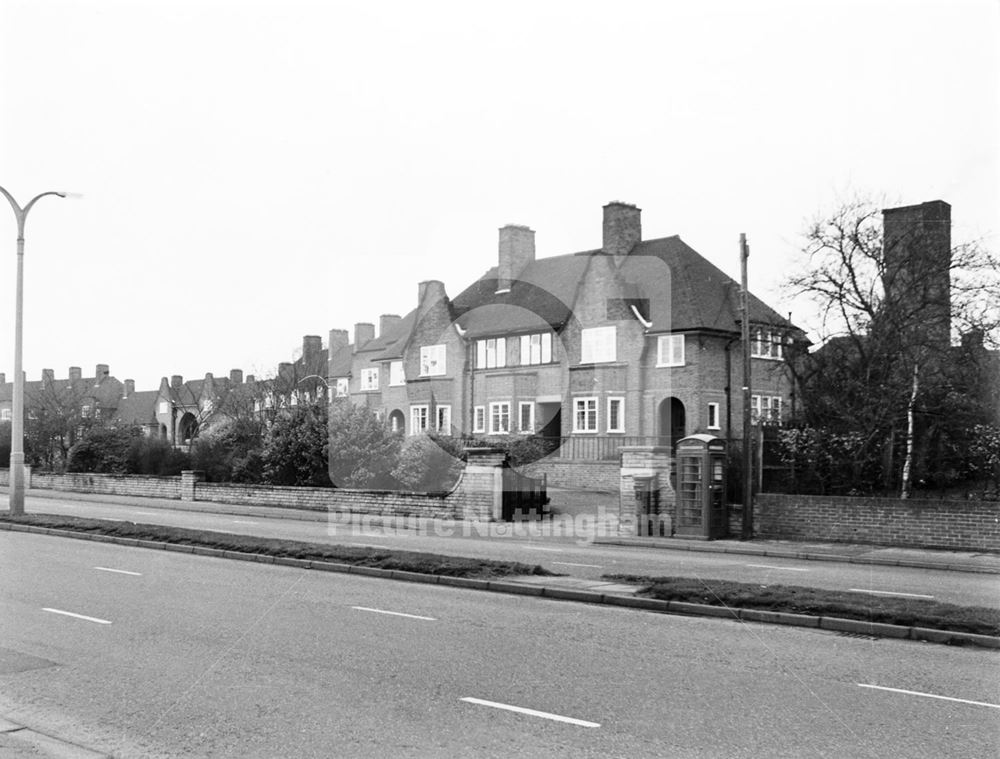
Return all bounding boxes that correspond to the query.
[674,434,728,539]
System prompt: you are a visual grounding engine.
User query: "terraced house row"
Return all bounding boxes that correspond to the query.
[327,202,803,483]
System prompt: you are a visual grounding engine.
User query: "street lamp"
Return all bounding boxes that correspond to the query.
[1,185,78,516]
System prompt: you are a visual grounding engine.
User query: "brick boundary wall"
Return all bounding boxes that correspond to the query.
[518,460,620,492]
[0,450,502,522]
[755,493,1000,553]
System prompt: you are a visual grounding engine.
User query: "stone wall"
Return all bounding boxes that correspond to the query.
[518,460,619,491]
[756,493,1000,552]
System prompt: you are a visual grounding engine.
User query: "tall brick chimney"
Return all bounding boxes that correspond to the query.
[95,364,110,381]
[882,200,952,351]
[328,329,349,356]
[603,201,642,264]
[230,369,244,384]
[0,373,5,385]
[417,280,447,309]
[303,335,322,361]
[353,323,375,351]
[68,367,82,382]
[171,375,183,389]
[379,314,402,338]
[123,379,135,398]
[42,368,55,383]
[497,224,535,293]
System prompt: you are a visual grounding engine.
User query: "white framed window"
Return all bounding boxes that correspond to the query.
[580,326,616,364]
[708,402,720,430]
[751,395,783,424]
[518,402,535,433]
[158,401,169,414]
[202,399,214,414]
[519,332,553,365]
[473,405,486,433]
[573,397,598,433]
[410,405,429,434]
[420,344,446,376]
[751,328,784,360]
[489,402,511,434]
[436,404,452,433]
[657,334,685,367]
[476,338,507,369]
[389,361,405,386]
[1,408,11,421]
[335,377,349,397]
[81,404,92,418]
[290,395,298,407]
[360,367,379,391]
[607,397,625,433]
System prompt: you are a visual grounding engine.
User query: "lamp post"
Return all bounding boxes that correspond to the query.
[1,185,76,515]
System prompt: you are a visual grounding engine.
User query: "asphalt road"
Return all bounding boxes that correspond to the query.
[17,493,1000,609]
[1,530,998,758]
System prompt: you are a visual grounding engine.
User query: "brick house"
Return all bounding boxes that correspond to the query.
[329,202,803,485]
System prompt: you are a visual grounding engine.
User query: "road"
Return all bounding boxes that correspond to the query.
[16,492,1000,609]
[0,530,998,757]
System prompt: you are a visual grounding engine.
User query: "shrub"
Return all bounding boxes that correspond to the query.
[326,402,401,488]
[391,435,464,493]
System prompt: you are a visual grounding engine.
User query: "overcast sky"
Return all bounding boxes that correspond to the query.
[1,0,997,390]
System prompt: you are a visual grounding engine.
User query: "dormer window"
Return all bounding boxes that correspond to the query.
[476,338,506,369]
[751,328,784,360]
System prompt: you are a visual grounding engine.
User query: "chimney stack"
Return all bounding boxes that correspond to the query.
[95,364,110,381]
[417,280,447,309]
[123,379,135,398]
[69,366,82,382]
[303,335,323,365]
[602,201,642,263]
[329,329,349,355]
[0,373,5,385]
[497,225,535,293]
[42,368,55,383]
[379,314,402,338]
[171,375,183,389]
[353,323,375,351]
[230,369,244,384]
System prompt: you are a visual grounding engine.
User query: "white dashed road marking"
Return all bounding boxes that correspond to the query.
[523,546,563,553]
[460,697,600,727]
[848,589,934,599]
[858,684,1000,709]
[552,562,603,569]
[93,567,142,576]
[746,564,810,572]
[352,606,436,621]
[43,608,112,625]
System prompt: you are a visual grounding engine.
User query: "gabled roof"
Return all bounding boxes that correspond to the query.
[362,310,418,362]
[451,235,798,338]
[113,390,159,426]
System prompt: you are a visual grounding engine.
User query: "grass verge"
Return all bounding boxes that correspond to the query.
[604,573,1000,637]
[0,513,554,579]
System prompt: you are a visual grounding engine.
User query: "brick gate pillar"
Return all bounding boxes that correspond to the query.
[619,446,674,536]
[180,470,205,502]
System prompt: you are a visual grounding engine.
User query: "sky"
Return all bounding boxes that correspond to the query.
[1,0,997,390]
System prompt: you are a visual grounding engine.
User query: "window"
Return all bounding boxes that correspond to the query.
[580,326,616,363]
[518,402,534,433]
[436,404,452,433]
[751,328,784,360]
[360,368,379,391]
[410,405,429,434]
[476,338,507,369]
[158,401,169,415]
[607,397,624,433]
[519,332,552,365]
[420,344,446,376]
[751,395,783,424]
[334,377,349,397]
[81,404,92,418]
[657,334,685,367]
[489,402,511,434]
[573,397,598,433]
[708,402,720,430]
[1,409,11,421]
[473,406,486,433]
[389,361,405,386]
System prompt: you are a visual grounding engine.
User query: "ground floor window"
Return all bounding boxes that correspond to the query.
[518,402,534,433]
[573,397,598,433]
[489,401,511,434]
[410,405,429,434]
[607,397,624,433]
[473,405,486,433]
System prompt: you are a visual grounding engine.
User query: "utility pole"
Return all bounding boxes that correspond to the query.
[740,233,753,540]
